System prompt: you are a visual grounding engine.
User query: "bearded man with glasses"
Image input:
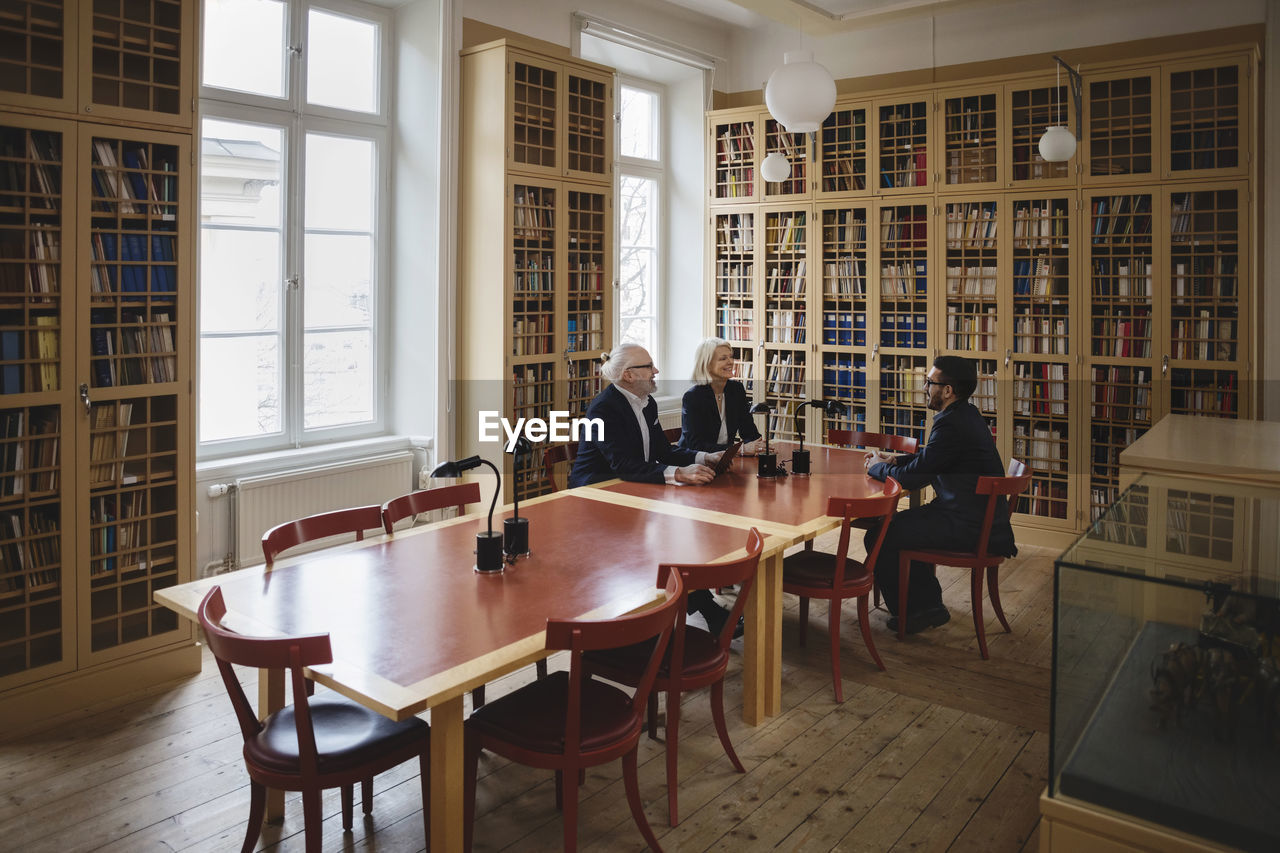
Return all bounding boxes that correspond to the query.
[862,355,1016,634]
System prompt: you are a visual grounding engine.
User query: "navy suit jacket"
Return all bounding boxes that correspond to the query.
[678,381,761,452]
[867,400,1016,556]
[568,384,698,487]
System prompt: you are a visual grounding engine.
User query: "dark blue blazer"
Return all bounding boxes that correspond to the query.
[868,400,1016,556]
[678,381,761,452]
[568,384,698,487]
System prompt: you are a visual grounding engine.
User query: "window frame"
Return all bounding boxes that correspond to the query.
[197,0,391,458]
[615,76,666,359]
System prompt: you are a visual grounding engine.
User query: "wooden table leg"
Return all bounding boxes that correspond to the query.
[742,550,783,725]
[257,667,286,821]
[429,695,466,852]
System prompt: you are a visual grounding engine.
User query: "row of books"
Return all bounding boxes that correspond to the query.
[765,311,806,344]
[90,230,178,296]
[565,314,603,353]
[1013,316,1069,354]
[511,364,555,409]
[1090,195,1153,243]
[89,402,133,486]
[945,307,997,352]
[513,253,555,291]
[1012,204,1069,246]
[944,202,997,247]
[1171,258,1237,298]
[0,409,60,497]
[716,262,754,296]
[91,139,177,218]
[1,318,58,394]
[1090,260,1152,298]
[1018,480,1069,519]
[1011,423,1067,471]
[820,157,867,192]
[879,151,927,189]
[89,491,150,576]
[716,123,755,163]
[1091,367,1151,422]
[567,262,605,293]
[0,130,60,210]
[766,260,806,295]
[1013,362,1067,415]
[1013,257,1068,296]
[879,261,928,296]
[1170,313,1235,360]
[945,265,998,297]
[717,216,754,254]
[716,165,755,199]
[512,188,553,239]
[0,226,60,299]
[1090,317,1151,358]
[0,510,60,593]
[879,313,928,349]
[823,260,866,295]
[1169,370,1237,416]
[511,317,553,356]
[90,313,176,387]
[822,311,867,347]
[717,307,753,343]
[880,364,929,400]
[1089,488,1148,541]
[822,358,867,394]
[822,210,867,248]
[764,352,803,395]
[768,216,805,253]
[879,207,927,245]
[877,406,927,439]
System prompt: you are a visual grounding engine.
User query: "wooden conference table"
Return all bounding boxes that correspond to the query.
[155,442,883,850]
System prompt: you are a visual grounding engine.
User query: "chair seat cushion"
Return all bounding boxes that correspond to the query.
[585,625,727,682]
[467,671,640,755]
[782,549,873,592]
[901,547,1003,568]
[249,696,428,775]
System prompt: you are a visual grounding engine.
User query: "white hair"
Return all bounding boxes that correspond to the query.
[600,342,648,383]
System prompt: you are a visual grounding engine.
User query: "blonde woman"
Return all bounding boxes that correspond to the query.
[678,338,765,455]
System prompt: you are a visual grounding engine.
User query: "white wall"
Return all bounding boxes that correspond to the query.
[663,70,710,384]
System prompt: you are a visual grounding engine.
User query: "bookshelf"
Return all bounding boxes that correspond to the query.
[761,205,808,438]
[0,0,196,724]
[459,38,613,503]
[762,118,809,198]
[705,45,1256,542]
[709,110,757,203]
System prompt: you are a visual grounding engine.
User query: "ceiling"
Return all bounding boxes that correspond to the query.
[661,0,1001,33]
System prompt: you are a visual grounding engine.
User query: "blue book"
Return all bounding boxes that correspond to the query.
[1,330,20,394]
[121,149,150,205]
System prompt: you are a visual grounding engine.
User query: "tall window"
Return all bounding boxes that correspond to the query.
[617,81,662,354]
[198,0,388,452]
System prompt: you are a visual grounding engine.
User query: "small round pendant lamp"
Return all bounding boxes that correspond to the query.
[1038,125,1076,162]
[760,151,791,182]
[764,50,836,134]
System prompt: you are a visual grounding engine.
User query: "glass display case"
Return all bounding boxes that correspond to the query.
[1046,473,1280,851]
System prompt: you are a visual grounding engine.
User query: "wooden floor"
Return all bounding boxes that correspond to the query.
[0,540,1055,852]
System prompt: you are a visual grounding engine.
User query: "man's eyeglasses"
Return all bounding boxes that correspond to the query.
[921,378,947,389]
[627,362,655,371]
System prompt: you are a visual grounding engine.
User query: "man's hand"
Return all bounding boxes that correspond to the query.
[705,449,725,468]
[864,448,891,471]
[675,463,716,485]
[740,438,765,456]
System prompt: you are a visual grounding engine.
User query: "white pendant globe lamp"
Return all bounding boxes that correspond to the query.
[1038,56,1083,163]
[760,151,791,182]
[764,50,837,134]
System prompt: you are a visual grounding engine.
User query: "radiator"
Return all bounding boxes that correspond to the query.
[235,451,414,566]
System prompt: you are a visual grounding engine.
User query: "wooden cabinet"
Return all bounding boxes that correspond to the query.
[0,0,196,727]
[706,46,1256,543]
[458,39,613,502]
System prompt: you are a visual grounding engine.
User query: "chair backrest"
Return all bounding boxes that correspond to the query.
[261,504,384,566]
[381,482,482,533]
[543,443,578,493]
[199,586,331,769]
[663,426,683,444]
[659,528,764,657]
[827,429,919,454]
[973,460,1033,557]
[544,571,684,759]
[827,477,903,585]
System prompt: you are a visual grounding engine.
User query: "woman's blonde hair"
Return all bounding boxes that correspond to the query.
[691,337,733,385]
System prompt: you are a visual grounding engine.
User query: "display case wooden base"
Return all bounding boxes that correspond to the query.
[1040,790,1237,853]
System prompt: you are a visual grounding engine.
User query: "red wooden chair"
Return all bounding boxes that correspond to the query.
[543,443,579,492]
[198,586,430,853]
[463,572,685,853]
[827,428,919,454]
[583,528,764,826]
[261,505,384,566]
[664,425,684,444]
[781,478,902,702]
[381,482,482,533]
[896,459,1031,658]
